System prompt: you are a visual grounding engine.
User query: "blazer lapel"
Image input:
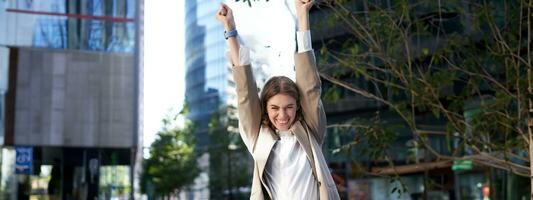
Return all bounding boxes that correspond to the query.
[291,121,318,178]
[253,126,278,184]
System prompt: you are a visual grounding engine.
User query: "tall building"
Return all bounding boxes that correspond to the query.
[185,0,230,151]
[0,0,142,199]
[184,0,254,198]
[184,0,226,198]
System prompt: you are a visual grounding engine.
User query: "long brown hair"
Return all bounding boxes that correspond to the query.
[259,76,303,130]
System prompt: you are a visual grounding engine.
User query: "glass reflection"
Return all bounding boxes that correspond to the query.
[1,0,136,53]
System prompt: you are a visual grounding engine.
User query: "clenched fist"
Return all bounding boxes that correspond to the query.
[215,3,236,31]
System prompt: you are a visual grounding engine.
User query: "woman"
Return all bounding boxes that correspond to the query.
[215,1,340,199]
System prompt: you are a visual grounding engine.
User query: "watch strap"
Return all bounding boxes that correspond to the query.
[224,29,238,40]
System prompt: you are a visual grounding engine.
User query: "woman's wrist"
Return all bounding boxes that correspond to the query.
[224,23,236,31]
[297,14,309,31]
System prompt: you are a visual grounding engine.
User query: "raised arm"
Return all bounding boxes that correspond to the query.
[216,4,261,152]
[294,0,327,145]
[216,3,240,66]
[296,0,311,32]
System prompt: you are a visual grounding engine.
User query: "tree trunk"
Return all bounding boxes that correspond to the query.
[527,70,533,199]
[527,41,533,199]
[526,0,533,199]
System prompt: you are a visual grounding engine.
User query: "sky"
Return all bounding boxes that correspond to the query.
[144,0,298,148]
[228,0,298,81]
[144,1,185,148]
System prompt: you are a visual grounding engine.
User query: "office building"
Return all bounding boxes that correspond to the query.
[0,0,143,199]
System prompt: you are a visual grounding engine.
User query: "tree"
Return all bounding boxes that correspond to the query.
[207,104,252,199]
[313,0,532,198]
[140,108,199,199]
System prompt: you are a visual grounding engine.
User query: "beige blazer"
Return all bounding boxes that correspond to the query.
[232,51,340,200]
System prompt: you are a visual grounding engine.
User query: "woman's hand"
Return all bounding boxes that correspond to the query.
[215,3,240,66]
[295,0,313,31]
[215,3,236,31]
[295,0,313,14]
[295,0,313,15]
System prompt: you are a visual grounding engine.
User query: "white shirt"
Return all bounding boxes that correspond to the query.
[263,130,319,200]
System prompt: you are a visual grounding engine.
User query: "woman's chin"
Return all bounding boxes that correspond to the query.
[275,125,290,131]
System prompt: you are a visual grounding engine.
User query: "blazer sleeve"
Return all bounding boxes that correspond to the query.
[295,51,327,145]
[232,64,262,152]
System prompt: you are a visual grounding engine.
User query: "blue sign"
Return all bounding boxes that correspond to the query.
[15,146,33,174]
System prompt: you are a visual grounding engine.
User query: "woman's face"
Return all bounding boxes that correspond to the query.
[266,93,298,131]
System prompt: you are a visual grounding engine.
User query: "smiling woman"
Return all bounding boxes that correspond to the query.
[260,76,302,131]
[215,1,341,199]
[266,93,297,130]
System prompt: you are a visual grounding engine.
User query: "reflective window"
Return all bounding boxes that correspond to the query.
[184,0,231,149]
[0,0,136,53]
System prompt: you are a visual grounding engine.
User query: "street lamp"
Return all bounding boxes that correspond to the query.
[227,143,239,199]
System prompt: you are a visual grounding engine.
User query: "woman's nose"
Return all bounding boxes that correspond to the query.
[279,109,287,118]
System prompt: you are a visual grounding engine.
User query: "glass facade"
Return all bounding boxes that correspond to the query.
[184,1,237,199]
[0,0,136,53]
[0,0,139,199]
[185,0,229,150]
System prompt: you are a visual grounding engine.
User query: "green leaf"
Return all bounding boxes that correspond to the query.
[431,108,441,119]
[422,48,429,56]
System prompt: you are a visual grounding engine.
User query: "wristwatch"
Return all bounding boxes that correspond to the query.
[224,29,238,40]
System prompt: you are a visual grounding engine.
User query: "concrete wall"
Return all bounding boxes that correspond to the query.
[13,47,135,147]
